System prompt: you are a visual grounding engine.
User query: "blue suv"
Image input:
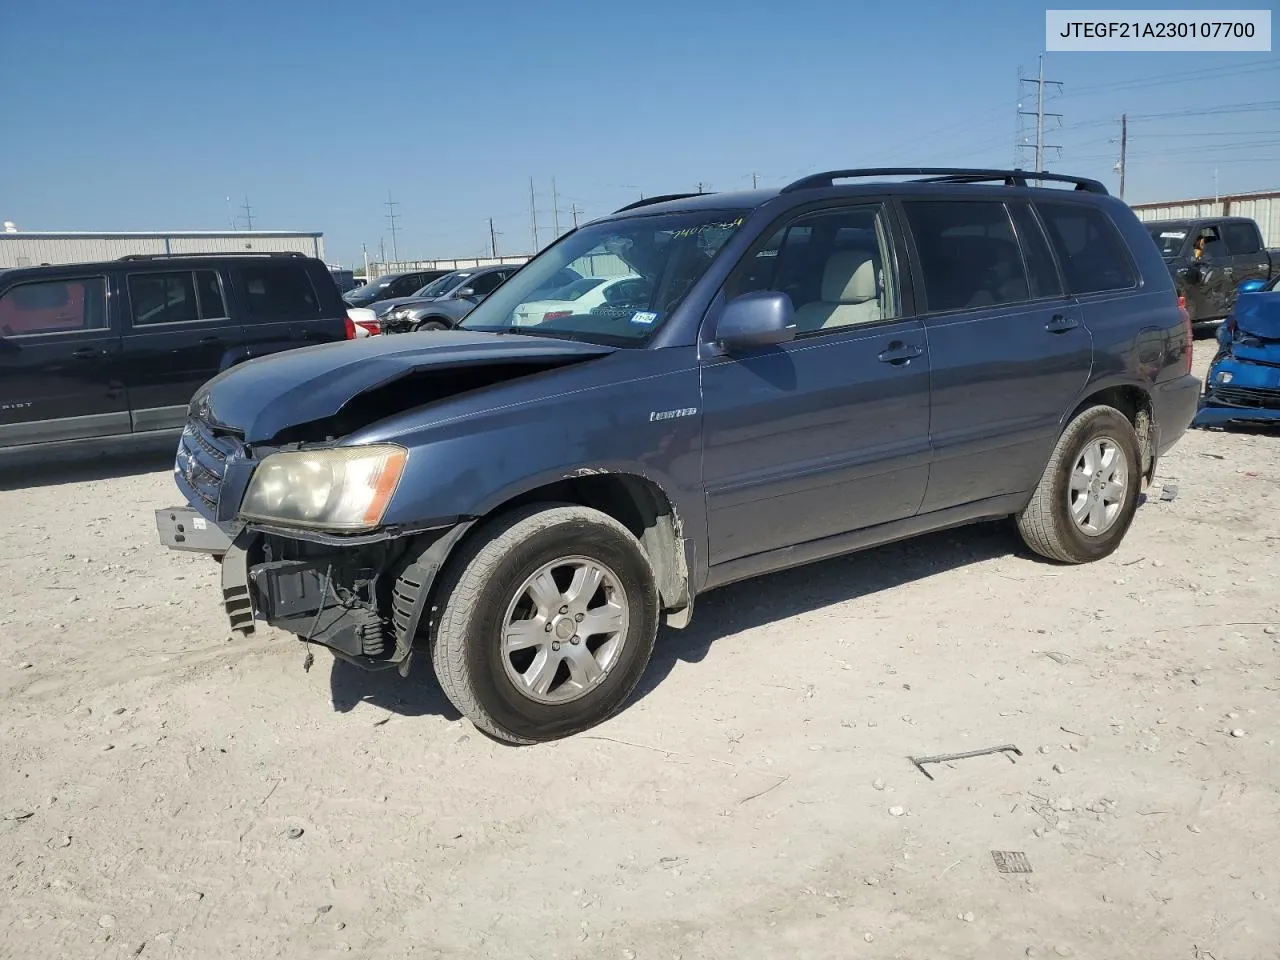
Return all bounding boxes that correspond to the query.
[156,168,1200,743]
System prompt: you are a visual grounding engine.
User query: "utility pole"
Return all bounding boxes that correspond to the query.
[570,204,583,229]
[696,181,705,193]
[489,218,498,258]
[1118,113,1127,200]
[362,242,369,279]
[385,192,400,262]
[1017,54,1063,172]
[1214,167,1220,203]
[379,238,386,263]
[529,177,539,252]
[551,177,560,237]
[240,195,255,231]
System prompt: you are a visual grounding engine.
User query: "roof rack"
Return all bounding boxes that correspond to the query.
[613,193,705,214]
[780,168,1108,195]
[116,251,307,261]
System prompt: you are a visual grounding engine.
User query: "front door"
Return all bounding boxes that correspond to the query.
[0,274,128,447]
[1187,224,1234,321]
[700,202,932,567]
[119,268,241,431]
[900,198,1098,512]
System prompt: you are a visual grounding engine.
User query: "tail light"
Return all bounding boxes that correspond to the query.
[542,310,573,322]
[1177,295,1192,374]
[344,313,357,339]
[355,320,380,336]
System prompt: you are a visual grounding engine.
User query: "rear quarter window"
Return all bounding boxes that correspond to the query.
[239,263,322,319]
[1036,202,1138,295]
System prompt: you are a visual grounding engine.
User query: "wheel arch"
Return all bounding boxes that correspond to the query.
[1064,382,1155,485]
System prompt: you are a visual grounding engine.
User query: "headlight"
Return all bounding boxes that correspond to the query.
[239,445,407,531]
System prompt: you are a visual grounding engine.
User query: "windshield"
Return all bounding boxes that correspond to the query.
[1147,223,1190,257]
[461,210,747,345]
[415,272,470,299]
[343,280,389,302]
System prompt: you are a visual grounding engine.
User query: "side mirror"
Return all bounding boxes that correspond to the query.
[1237,278,1267,296]
[715,291,796,351]
[455,287,477,299]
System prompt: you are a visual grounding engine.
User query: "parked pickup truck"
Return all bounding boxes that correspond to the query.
[1145,216,1278,325]
[156,167,1200,744]
[0,252,355,459]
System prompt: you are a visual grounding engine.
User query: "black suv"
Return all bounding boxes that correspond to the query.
[157,168,1199,744]
[0,252,351,458]
[342,270,451,309]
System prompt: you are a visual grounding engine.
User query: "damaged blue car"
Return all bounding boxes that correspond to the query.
[1196,279,1280,428]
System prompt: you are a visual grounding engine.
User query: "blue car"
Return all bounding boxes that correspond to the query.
[1195,279,1280,427]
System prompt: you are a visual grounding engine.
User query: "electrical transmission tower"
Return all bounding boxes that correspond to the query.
[240,196,255,231]
[385,192,401,262]
[1017,55,1063,172]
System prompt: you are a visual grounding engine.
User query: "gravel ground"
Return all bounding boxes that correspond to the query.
[2,348,1278,960]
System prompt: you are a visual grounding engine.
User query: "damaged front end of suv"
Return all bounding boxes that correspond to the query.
[156,332,624,676]
[1195,289,1280,428]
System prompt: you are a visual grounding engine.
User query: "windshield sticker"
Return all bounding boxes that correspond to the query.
[1159,231,1187,239]
[670,217,745,240]
[630,311,659,325]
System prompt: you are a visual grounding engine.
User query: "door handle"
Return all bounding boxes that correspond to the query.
[877,341,923,365]
[1045,314,1079,334]
[71,346,104,359]
[199,335,223,344]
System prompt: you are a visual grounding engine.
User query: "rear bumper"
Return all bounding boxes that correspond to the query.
[1150,373,1201,456]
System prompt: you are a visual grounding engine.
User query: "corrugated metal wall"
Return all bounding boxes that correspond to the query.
[1131,193,1280,247]
[0,232,324,268]
[370,253,633,280]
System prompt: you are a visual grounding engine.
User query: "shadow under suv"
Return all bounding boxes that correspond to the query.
[156,167,1200,744]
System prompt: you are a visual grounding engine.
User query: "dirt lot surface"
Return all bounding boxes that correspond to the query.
[2,349,1278,960]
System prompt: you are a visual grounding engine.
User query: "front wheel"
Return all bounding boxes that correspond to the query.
[430,504,659,744]
[414,319,450,332]
[1016,405,1142,564]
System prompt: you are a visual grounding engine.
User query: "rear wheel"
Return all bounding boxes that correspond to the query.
[430,504,659,744]
[1016,405,1141,564]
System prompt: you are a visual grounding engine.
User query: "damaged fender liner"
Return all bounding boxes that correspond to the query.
[226,523,475,675]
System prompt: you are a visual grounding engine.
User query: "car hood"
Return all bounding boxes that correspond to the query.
[192,330,616,443]
[1233,292,1280,340]
[374,295,435,314]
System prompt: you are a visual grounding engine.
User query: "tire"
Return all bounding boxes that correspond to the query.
[430,504,659,744]
[414,319,449,332]
[1016,405,1142,564]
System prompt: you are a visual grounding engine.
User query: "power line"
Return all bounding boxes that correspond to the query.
[1061,57,1278,98]
[385,192,400,262]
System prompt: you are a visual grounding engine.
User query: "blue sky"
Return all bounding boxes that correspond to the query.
[2,0,1276,268]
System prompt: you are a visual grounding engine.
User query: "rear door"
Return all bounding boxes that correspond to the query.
[0,273,127,447]
[119,268,240,432]
[1223,221,1271,300]
[233,260,331,358]
[901,198,1095,513]
[1189,224,1234,320]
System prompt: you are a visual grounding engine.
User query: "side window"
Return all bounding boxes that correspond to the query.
[902,200,1029,311]
[240,264,321,318]
[196,270,228,319]
[470,272,507,296]
[724,205,897,335]
[129,272,199,326]
[1008,203,1064,299]
[0,277,107,337]
[1224,222,1262,255]
[1036,201,1139,294]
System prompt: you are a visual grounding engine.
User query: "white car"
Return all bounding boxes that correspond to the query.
[512,274,644,326]
[346,307,381,338]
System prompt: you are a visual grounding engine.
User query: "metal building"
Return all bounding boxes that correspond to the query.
[0,230,325,269]
[1129,190,1280,247]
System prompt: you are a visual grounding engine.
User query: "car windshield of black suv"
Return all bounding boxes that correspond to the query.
[460,210,747,345]
[1147,223,1190,257]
